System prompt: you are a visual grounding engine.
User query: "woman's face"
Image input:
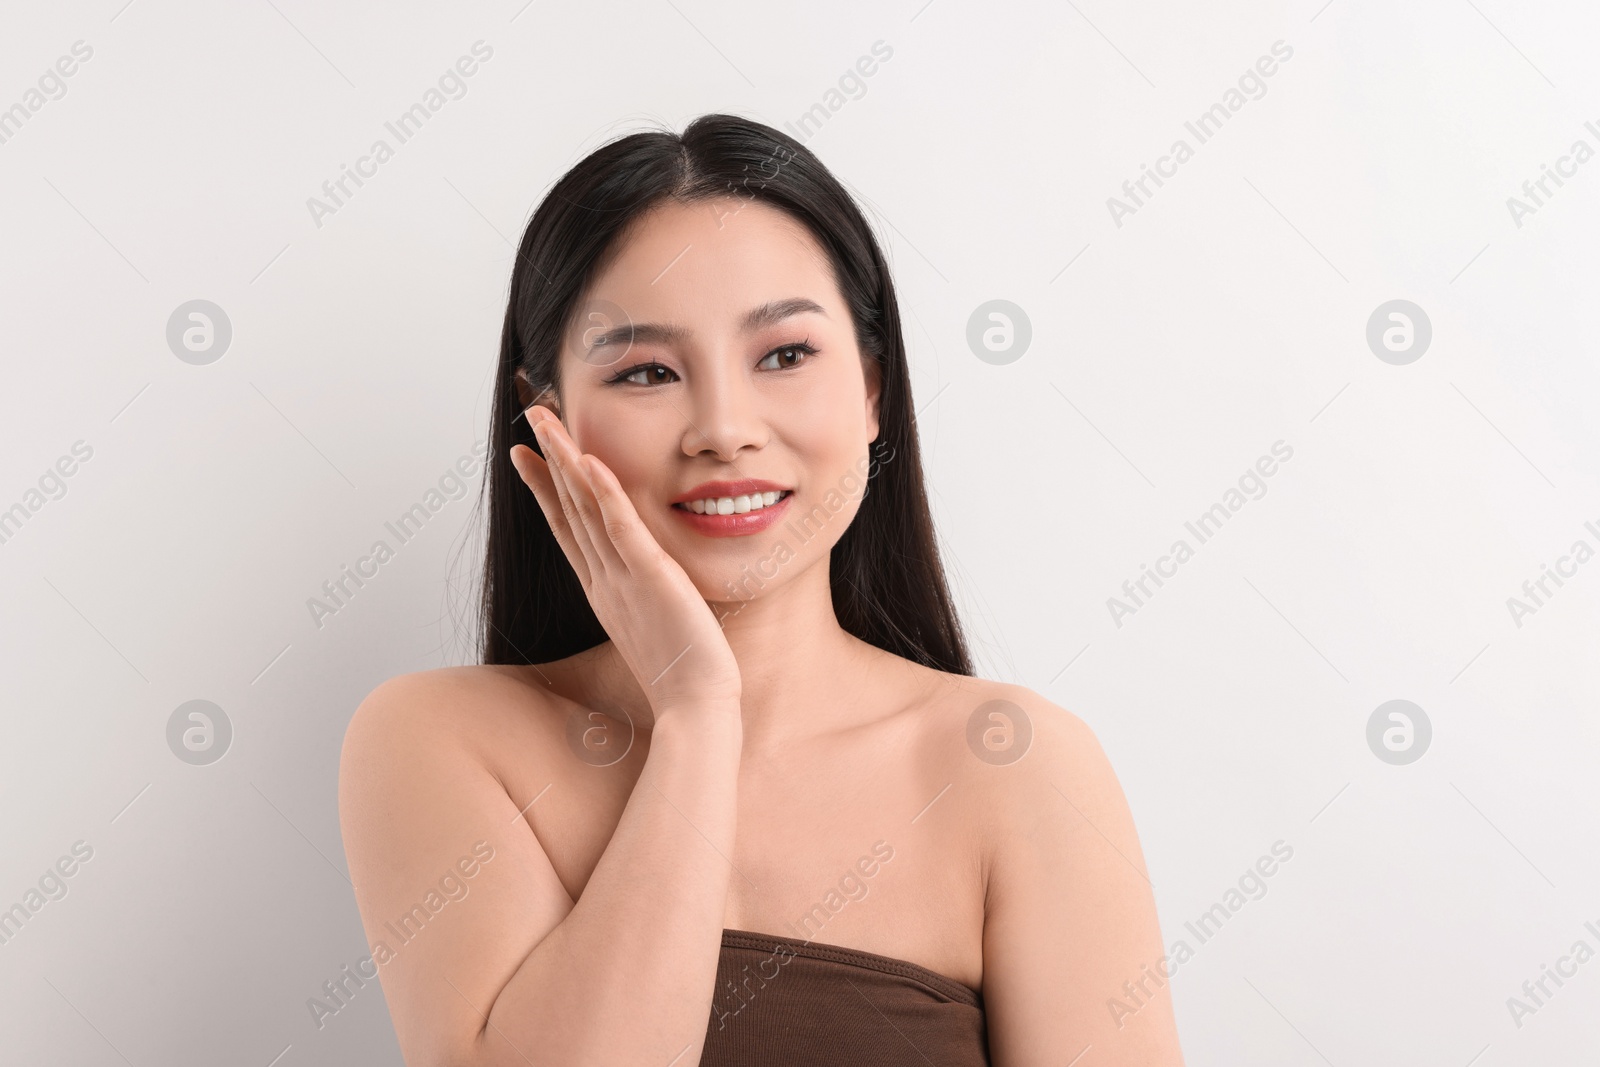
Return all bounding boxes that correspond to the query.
[545,196,881,603]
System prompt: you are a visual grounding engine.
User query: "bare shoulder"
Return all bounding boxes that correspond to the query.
[341,664,557,771]
[899,669,1126,860]
[345,662,553,728]
[337,665,569,862]
[901,667,1106,784]
[971,680,1106,779]
[959,679,1120,817]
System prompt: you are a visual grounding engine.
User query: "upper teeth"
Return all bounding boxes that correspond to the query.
[686,491,785,515]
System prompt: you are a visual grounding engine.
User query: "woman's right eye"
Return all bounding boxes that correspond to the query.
[611,363,679,386]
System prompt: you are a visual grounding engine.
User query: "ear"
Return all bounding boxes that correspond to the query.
[515,371,561,421]
[863,356,882,443]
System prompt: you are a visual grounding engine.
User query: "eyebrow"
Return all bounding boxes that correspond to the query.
[584,297,827,352]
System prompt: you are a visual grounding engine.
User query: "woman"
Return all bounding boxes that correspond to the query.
[339,113,1184,1066]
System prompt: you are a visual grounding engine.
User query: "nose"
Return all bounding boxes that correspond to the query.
[678,354,768,462]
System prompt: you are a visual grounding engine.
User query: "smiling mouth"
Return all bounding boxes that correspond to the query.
[672,490,792,516]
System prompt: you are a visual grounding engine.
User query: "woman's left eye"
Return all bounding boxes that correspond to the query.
[756,342,817,371]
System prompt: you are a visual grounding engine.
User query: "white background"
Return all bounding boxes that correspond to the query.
[2,0,1598,1064]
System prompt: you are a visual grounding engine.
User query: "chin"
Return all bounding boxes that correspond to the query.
[674,539,802,608]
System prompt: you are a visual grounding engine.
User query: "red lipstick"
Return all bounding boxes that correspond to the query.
[670,479,793,538]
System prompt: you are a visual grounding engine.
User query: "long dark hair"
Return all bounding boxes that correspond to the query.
[478,113,971,676]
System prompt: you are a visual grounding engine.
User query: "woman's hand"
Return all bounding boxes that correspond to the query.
[509,405,743,719]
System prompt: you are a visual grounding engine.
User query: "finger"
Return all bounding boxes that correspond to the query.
[527,407,631,577]
[536,419,603,579]
[583,454,662,579]
[547,433,624,576]
[508,442,566,540]
[509,442,591,588]
[565,451,626,575]
[510,441,591,588]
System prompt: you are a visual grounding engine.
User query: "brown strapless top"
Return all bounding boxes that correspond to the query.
[700,928,989,1066]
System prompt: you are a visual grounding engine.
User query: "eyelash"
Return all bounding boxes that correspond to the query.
[604,339,818,387]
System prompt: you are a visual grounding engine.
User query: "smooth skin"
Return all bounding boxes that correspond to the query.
[338,196,1184,1066]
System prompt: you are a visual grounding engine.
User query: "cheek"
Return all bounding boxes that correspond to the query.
[785,356,871,443]
[570,413,632,479]
[788,417,869,503]
[570,411,665,515]
[771,398,866,501]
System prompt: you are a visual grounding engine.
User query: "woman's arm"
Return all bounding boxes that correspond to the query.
[341,407,753,1063]
[339,668,743,1067]
[978,687,1185,1066]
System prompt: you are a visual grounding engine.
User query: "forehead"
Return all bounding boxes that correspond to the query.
[583,197,841,325]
